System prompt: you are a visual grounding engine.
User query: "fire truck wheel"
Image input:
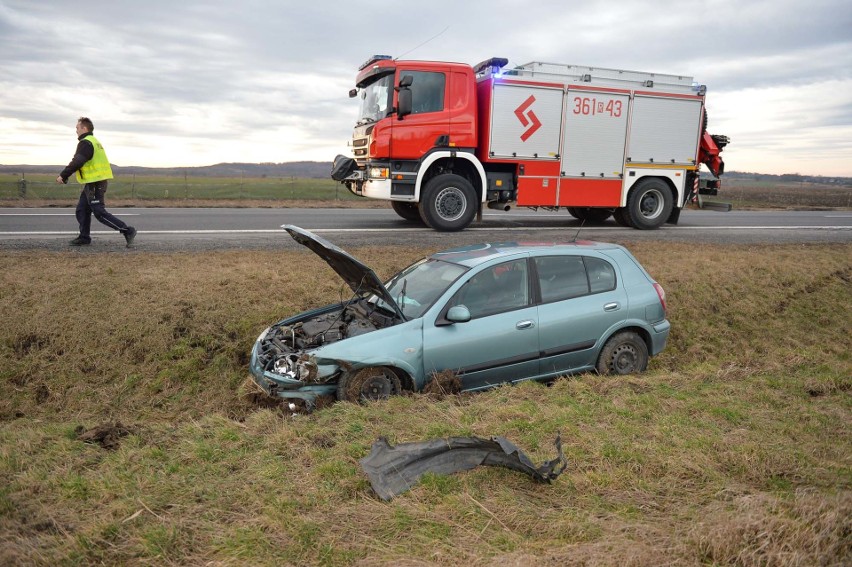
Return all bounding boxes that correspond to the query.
[391,201,425,223]
[567,207,612,223]
[596,331,649,375]
[419,174,477,232]
[627,179,674,230]
[612,208,633,227]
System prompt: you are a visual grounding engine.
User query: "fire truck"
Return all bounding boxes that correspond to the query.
[332,55,730,231]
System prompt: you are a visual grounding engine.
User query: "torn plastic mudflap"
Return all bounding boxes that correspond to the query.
[360,434,567,500]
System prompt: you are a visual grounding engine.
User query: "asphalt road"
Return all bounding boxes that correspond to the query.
[1,207,850,251]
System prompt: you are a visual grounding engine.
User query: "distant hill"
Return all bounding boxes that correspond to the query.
[0,161,332,178]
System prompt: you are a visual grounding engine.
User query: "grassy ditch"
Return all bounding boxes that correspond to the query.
[1,244,850,565]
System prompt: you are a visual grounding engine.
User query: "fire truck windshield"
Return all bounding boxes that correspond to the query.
[356,74,393,125]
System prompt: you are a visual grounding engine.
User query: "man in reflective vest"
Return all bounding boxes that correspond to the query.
[56,117,137,247]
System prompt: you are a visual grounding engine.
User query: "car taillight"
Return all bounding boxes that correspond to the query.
[653,283,667,314]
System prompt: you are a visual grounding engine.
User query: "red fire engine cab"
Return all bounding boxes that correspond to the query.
[332,55,729,231]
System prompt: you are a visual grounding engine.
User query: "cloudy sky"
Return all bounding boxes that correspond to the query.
[1,0,851,176]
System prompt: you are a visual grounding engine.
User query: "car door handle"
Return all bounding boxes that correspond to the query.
[516,320,535,330]
[603,302,620,312]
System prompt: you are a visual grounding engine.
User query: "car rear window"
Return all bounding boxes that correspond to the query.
[584,257,617,293]
[534,255,616,303]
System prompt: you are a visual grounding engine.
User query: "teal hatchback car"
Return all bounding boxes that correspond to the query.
[250,226,669,408]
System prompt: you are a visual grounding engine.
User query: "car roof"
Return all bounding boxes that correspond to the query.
[430,240,623,267]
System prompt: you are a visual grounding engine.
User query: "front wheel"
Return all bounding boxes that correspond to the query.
[418,174,477,232]
[596,331,649,375]
[391,201,424,223]
[337,366,402,403]
[627,179,673,230]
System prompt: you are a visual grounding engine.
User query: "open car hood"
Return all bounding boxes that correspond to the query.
[283,225,405,320]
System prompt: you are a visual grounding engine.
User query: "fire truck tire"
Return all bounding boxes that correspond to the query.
[391,201,425,223]
[612,207,633,227]
[627,179,674,230]
[567,207,612,223]
[418,174,477,232]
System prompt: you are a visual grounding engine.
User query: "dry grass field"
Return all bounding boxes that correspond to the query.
[1,174,850,210]
[1,243,850,565]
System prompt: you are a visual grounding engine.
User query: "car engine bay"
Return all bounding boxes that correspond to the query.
[255,299,398,383]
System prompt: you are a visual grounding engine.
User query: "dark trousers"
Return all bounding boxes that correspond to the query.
[75,180,129,240]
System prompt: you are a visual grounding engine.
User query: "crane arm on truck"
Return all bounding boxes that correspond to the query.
[699,132,729,178]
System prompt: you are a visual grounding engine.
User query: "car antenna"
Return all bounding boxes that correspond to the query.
[396,26,450,60]
[570,218,586,243]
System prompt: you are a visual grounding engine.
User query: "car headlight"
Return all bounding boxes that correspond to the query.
[273,354,318,382]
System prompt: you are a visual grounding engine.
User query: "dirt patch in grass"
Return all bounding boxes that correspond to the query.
[75,422,134,450]
[422,370,462,399]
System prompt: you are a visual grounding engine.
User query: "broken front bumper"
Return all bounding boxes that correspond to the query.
[249,327,338,403]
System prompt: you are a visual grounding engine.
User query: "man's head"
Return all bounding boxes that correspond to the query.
[76,117,94,136]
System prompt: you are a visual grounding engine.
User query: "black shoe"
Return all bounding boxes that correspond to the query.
[124,226,137,247]
[69,236,91,246]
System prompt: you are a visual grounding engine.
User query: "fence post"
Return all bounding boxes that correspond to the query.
[184,171,188,199]
[131,173,136,200]
[18,173,27,198]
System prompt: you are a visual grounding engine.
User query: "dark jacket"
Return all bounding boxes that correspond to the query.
[59,134,95,183]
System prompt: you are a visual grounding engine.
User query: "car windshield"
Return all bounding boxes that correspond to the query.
[356,74,393,125]
[377,258,468,319]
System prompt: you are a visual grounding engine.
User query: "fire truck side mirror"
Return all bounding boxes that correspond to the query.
[397,87,412,119]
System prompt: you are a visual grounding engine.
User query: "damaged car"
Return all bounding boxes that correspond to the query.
[249,225,670,408]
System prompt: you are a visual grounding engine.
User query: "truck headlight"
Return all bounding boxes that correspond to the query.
[368,167,389,179]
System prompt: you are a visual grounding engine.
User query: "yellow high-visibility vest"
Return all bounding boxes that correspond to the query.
[75,134,114,184]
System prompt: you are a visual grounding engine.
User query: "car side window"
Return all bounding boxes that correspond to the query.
[449,259,529,319]
[534,256,589,303]
[534,255,617,302]
[400,71,445,114]
[584,257,617,293]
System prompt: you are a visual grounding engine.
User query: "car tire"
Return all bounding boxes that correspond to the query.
[567,207,613,223]
[596,331,649,375]
[337,366,402,403]
[418,174,477,232]
[391,201,425,223]
[627,179,673,230]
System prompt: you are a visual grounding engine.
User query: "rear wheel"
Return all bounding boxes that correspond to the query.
[391,201,424,223]
[418,174,477,232]
[567,207,612,223]
[337,366,402,403]
[596,331,649,375]
[627,179,673,230]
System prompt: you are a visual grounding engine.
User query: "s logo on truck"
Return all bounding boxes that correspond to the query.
[514,95,541,142]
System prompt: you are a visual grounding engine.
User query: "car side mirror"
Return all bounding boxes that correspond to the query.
[348,88,358,98]
[446,305,471,323]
